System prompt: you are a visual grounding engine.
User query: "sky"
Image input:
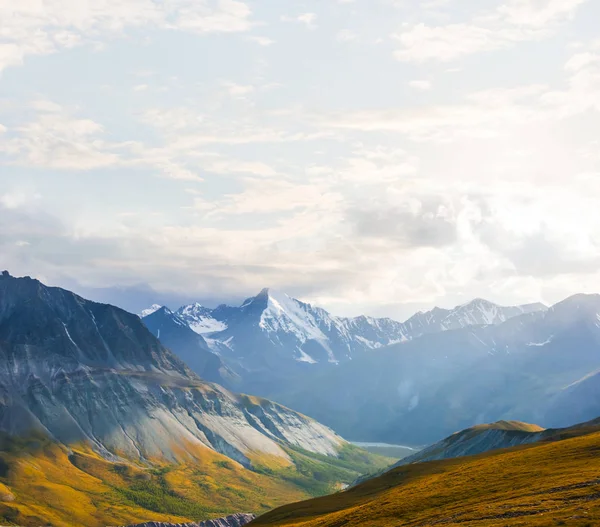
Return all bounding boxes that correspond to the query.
[1,0,600,319]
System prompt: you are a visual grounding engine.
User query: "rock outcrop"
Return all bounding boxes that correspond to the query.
[117,513,257,527]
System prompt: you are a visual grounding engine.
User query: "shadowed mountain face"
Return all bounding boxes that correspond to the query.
[141,307,239,389]
[0,273,344,464]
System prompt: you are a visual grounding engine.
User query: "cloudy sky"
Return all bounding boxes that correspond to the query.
[1,0,600,319]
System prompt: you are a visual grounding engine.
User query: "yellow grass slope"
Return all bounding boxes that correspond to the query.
[252,424,600,527]
[0,435,391,527]
[0,441,301,527]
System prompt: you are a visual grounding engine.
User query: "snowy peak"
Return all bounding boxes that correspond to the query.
[259,289,335,361]
[404,298,547,337]
[144,288,550,382]
[176,302,228,335]
[140,304,163,318]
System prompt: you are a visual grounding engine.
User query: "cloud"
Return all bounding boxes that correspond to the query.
[222,81,255,98]
[0,0,255,72]
[282,13,318,30]
[313,48,600,141]
[498,0,588,28]
[247,36,275,46]
[0,105,120,170]
[393,0,590,62]
[348,198,458,249]
[313,85,547,141]
[203,159,278,177]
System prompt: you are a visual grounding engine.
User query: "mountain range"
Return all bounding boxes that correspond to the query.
[0,272,389,527]
[272,293,600,444]
[141,289,600,445]
[142,289,546,396]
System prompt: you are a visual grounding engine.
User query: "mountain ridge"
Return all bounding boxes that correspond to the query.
[143,289,548,397]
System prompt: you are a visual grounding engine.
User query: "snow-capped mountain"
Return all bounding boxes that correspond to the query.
[176,302,228,334]
[403,298,547,337]
[273,293,600,444]
[141,290,550,401]
[140,303,162,318]
[145,291,547,371]
[169,288,412,367]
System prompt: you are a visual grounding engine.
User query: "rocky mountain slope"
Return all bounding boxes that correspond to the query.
[250,418,600,527]
[0,273,343,463]
[0,272,390,527]
[396,420,547,466]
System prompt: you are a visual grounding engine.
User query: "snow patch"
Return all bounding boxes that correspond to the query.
[296,349,317,364]
[189,318,228,335]
[141,304,162,318]
[527,336,553,347]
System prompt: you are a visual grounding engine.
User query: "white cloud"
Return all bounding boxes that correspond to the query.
[393,0,590,62]
[196,177,341,215]
[247,36,275,46]
[0,105,120,170]
[282,13,318,30]
[158,162,204,182]
[498,0,588,28]
[203,160,278,177]
[0,0,255,72]
[222,81,255,98]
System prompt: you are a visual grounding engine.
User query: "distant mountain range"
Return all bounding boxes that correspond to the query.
[272,293,600,444]
[141,289,546,394]
[141,290,600,445]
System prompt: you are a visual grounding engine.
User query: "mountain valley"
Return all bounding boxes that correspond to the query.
[0,273,390,527]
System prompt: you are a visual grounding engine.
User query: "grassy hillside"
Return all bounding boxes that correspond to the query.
[252,422,600,527]
[468,419,545,432]
[0,436,391,527]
